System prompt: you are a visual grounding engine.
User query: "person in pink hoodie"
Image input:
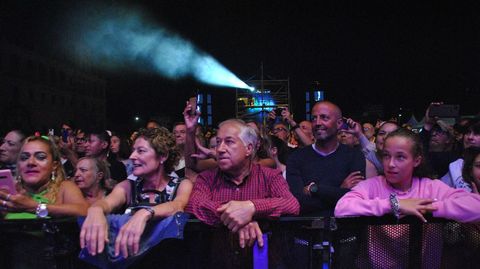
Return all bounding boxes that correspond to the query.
[334,128,480,268]
[335,128,480,222]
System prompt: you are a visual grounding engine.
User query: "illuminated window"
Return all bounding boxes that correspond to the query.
[314,91,324,101]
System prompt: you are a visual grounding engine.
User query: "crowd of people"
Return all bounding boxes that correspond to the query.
[0,100,479,267]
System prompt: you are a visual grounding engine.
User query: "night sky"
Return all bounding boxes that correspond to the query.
[2,1,480,130]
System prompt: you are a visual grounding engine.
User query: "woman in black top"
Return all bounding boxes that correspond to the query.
[80,127,193,258]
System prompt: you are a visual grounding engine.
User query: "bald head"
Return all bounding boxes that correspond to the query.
[312,101,342,120]
[311,101,343,145]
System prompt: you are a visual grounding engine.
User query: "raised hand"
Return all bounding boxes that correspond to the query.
[183,100,200,132]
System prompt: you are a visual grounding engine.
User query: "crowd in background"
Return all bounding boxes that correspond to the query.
[0,100,479,268]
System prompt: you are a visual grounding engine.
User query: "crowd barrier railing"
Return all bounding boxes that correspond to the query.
[0,215,479,269]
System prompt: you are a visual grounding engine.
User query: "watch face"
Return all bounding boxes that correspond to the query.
[37,204,48,218]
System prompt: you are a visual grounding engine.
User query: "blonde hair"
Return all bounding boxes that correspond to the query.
[16,136,66,203]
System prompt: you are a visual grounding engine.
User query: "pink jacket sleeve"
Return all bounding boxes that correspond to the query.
[334,178,392,217]
[430,180,480,223]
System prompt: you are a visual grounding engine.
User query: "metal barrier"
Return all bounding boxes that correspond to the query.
[0,216,479,269]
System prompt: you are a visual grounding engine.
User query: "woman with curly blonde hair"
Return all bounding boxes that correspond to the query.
[0,135,88,219]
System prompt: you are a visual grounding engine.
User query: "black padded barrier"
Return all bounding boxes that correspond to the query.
[0,216,479,269]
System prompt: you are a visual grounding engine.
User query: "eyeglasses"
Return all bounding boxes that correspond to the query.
[75,137,87,142]
[273,127,288,133]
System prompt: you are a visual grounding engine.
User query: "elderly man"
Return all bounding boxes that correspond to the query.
[184,103,299,248]
[287,101,366,216]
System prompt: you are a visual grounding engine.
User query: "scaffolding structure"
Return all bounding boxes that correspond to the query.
[235,64,290,125]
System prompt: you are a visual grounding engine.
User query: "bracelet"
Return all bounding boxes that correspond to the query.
[127,205,155,220]
[141,207,155,221]
[389,193,400,219]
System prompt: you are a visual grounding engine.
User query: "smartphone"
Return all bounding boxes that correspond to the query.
[0,169,16,194]
[428,104,460,118]
[62,129,69,143]
[189,96,197,116]
[340,117,352,130]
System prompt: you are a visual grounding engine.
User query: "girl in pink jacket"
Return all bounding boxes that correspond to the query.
[335,128,480,222]
[334,128,480,268]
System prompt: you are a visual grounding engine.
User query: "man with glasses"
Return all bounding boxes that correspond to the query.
[272,123,290,142]
[74,129,87,158]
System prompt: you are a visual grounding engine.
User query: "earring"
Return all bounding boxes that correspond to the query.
[51,171,56,182]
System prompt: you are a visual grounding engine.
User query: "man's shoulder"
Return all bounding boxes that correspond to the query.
[253,163,281,177]
[337,144,365,158]
[288,145,315,159]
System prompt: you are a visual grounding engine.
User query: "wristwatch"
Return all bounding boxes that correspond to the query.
[308,183,318,194]
[36,203,49,218]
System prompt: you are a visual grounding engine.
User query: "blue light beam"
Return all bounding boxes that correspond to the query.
[62,6,251,90]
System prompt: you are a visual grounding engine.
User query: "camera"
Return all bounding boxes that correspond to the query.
[275,107,285,116]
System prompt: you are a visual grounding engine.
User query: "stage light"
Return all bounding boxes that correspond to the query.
[63,5,251,90]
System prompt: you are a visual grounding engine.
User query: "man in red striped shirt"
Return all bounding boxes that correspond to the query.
[184,111,300,248]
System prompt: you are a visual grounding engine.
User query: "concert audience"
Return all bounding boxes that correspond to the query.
[441,119,480,191]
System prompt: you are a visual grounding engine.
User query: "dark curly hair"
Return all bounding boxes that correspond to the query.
[135,127,180,174]
[462,146,480,187]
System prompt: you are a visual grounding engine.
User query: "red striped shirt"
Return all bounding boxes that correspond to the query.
[186,163,300,226]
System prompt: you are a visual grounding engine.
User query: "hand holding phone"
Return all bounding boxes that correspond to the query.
[62,129,69,143]
[428,104,459,118]
[0,169,17,194]
[189,96,197,116]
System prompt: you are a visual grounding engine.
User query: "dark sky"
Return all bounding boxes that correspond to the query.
[2,1,480,129]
